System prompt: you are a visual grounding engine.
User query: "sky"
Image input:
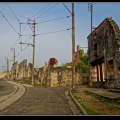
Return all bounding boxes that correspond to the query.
[0,2,120,72]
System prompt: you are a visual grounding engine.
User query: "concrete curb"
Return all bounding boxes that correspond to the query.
[0,81,26,111]
[69,89,88,115]
[0,83,19,103]
[65,89,81,115]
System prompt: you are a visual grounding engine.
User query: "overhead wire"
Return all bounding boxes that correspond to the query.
[1,3,72,69]
[1,11,17,20]
[18,3,51,45]
[0,3,30,58]
[0,10,19,35]
[0,6,27,20]
[6,2,20,24]
[62,3,72,14]
[0,4,31,69]
[16,36,32,57]
[30,3,52,19]
[38,15,72,24]
[36,28,72,36]
[35,3,59,19]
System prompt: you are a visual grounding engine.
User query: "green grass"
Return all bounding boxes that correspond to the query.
[72,90,120,115]
[81,103,100,115]
[84,91,120,104]
[71,91,100,115]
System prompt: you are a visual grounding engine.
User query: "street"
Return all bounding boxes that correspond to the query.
[0,81,81,115]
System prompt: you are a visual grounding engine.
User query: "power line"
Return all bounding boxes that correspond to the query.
[62,3,72,14]
[16,45,29,57]
[21,34,33,36]
[20,23,28,35]
[6,34,31,60]
[6,2,20,24]
[0,6,28,19]
[2,11,18,20]
[11,36,32,58]
[27,20,34,32]
[0,10,19,35]
[30,3,52,19]
[35,3,59,19]
[38,15,72,24]
[12,37,20,47]
[21,27,72,37]
[16,27,71,57]
[36,28,72,36]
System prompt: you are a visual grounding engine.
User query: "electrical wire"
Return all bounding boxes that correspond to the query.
[16,45,29,57]
[0,10,19,35]
[1,3,72,69]
[0,6,27,19]
[35,3,59,19]
[2,11,18,20]
[62,3,72,14]
[36,28,72,36]
[30,3,52,19]
[6,2,20,24]
[38,15,71,24]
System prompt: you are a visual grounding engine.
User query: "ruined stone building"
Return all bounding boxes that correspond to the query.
[18,59,27,80]
[11,61,19,80]
[7,56,82,87]
[38,58,82,87]
[88,17,120,89]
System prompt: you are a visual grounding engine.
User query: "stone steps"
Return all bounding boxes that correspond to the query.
[108,89,120,93]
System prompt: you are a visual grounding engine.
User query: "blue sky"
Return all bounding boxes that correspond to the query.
[0,2,120,72]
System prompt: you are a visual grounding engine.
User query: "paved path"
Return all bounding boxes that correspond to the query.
[0,81,25,112]
[0,81,81,115]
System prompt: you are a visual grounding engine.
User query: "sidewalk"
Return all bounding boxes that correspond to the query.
[75,85,120,100]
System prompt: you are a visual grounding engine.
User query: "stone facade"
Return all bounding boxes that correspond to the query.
[18,59,27,81]
[88,17,120,89]
[1,58,82,87]
[11,61,19,80]
[38,66,82,87]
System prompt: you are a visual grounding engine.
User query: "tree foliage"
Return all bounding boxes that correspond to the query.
[76,49,89,73]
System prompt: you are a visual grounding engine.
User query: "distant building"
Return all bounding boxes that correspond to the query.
[75,45,80,65]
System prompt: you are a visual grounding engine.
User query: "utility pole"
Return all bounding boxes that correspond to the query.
[88,3,94,33]
[19,19,36,85]
[72,3,75,90]
[88,3,93,87]
[5,57,9,76]
[11,48,16,63]
[11,47,15,81]
[31,19,36,85]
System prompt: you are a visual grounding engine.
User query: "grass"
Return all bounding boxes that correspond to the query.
[71,90,120,115]
[33,83,48,88]
[71,90,100,115]
[84,90,120,104]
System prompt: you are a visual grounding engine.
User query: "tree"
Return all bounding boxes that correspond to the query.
[76,49,89,73]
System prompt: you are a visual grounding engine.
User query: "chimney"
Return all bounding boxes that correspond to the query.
[77,45,80,51]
